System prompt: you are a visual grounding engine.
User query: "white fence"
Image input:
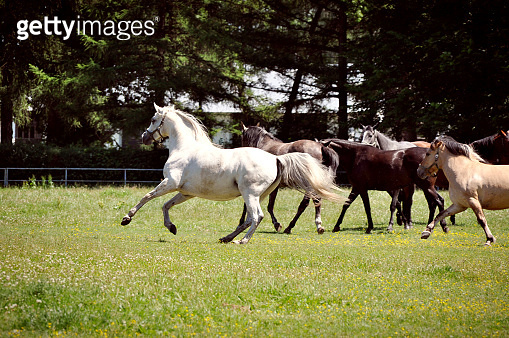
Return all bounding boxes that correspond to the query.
[1,168,163,187]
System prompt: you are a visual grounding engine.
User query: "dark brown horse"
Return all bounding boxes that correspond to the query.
[470,130,509,165]
[321,139,446,234]
[239,124,340,234]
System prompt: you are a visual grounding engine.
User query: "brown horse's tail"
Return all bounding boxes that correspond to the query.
[321,145,340,176]
[276,153,344,203]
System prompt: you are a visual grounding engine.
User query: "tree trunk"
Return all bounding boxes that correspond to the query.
[336,3,348,139]
[280,7,323,141]
[0,68,14,145]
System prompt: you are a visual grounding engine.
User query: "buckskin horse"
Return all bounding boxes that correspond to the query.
[418,136,509,245]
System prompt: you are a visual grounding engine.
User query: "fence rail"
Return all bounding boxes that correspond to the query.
[1,168,163,187]
[1,167,350,188]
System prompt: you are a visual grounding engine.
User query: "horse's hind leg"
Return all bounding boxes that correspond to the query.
[333,190,359,232]
[221,194,264,245]
[267,188,282,232]
[468,199,496,245]
[283,195,310,234]
[359,191,374,234]
[387,191,399,232]
[312,197,324,234]
[162,193,194,235]
[237,204,248,227]
[121,178,175,225]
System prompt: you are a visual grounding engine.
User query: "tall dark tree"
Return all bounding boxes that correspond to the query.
[349,0,509,141]
[195,0,353,141]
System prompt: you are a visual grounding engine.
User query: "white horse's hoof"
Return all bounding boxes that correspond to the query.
[317,227,325,234]
[121,216,131,226]
[421,230,431,239]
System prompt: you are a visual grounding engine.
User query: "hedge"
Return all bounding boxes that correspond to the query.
[0,143,169,185]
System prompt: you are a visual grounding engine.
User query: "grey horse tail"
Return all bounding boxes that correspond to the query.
[275,153,344,203]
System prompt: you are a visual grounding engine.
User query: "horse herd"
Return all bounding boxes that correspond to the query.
[122,104,509,246]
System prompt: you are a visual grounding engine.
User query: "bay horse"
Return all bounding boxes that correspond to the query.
[470,130,509,165]
[361,125,450,224]
[321,139,446,234]
[239,124,340,234]
[121,104,342,244]
[417,136,509,245]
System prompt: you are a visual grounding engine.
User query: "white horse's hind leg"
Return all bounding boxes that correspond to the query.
[234,196,264,245]
[121,178,175,225]
[220,195,264,244]
[162,193,194,235]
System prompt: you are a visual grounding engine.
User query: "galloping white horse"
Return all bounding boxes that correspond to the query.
[121,104,342,244]
[417,136,509,245]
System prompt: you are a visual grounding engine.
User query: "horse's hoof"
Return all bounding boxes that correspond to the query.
[283,227,292,234]
[486,237,496,246]
[332,227,340,233]
[219,237,231,243]
[317,227,325,235]
[121,216,131,226]
[164,223,177,235]
[421,230,431,239]
[274,223,282,232]
[365,229,372,234]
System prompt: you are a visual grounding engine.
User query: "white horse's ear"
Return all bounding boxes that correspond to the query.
[154,103,162,112]
[241,122,247,131]
[256,122,260,127]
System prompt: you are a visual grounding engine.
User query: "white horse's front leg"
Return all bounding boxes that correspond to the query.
[421,203,466,239]
[162,193,194,235]
[121,178,175,225]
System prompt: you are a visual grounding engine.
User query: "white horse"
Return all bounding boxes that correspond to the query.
[361,125,416,150]
[121,104,343,244]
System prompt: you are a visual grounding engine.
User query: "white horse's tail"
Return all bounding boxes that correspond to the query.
[276,153,344,203]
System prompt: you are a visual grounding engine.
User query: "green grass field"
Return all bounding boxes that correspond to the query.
[1,186,508,337]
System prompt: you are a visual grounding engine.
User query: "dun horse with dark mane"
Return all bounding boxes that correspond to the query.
[418,136,509,245]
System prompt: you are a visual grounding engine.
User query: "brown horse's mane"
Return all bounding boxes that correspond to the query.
[242,126,282,147]
[436,136,487,163]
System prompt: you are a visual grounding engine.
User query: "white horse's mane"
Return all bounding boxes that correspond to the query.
[162,105,219,146]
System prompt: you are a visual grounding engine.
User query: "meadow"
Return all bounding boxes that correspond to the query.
[1,186,508,337]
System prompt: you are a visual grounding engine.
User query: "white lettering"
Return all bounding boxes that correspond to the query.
[16,16,157,41]
[17,20,29,40]
[61,20,74,40]
[29,21,42,36]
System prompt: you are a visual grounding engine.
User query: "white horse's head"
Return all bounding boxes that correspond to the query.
[142,103,213,146]
[361,125,378,147]
[142,103,169,145]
